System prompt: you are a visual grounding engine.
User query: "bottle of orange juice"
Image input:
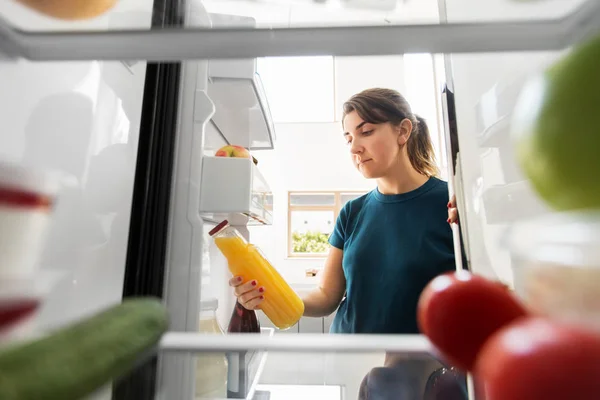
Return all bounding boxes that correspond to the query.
[209,220,304,330]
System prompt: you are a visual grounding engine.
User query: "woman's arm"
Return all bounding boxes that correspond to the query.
[302,246,346,318]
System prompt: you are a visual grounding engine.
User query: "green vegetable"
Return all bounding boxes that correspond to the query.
[0,297,168,400]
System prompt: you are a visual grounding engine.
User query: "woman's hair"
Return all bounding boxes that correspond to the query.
[342,88,439,177]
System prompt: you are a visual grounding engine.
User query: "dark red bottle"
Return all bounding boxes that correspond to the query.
[226,300,261,399]
[227,300,260,333]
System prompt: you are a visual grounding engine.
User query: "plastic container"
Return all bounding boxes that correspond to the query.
[0,161,59,278]
[508,210,600,332]
[209,220,304,330]
[196,298,228,399]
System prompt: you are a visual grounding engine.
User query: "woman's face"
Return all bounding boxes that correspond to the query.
[343,110,410,179]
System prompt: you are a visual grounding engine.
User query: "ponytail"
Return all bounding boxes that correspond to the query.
[407,115,439,177]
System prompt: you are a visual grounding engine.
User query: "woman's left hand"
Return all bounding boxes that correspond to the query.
[447,194,459,225]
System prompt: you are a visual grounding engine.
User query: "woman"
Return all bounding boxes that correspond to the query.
[230,87,459,335]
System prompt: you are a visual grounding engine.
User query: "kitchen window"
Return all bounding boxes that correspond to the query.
[288,191,366,258]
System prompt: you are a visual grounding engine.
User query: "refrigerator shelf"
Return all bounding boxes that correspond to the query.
[199,156,273,226]
[159,332,435,356]
[0,0,598,61]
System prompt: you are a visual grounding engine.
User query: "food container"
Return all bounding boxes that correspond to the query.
[0,271,65,343]
[508,211,600,332]
[196,298,228,399]
[0,160,59,278]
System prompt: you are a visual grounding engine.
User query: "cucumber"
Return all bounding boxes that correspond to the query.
[0,297,168,400]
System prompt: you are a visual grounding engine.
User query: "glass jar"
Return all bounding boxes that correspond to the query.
[508,210,600,332]
[0,160,58,278]
[195,298,228,399]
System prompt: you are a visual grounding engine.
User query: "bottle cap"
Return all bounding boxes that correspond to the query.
[209,220,229,236]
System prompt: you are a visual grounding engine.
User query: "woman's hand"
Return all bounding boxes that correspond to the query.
[447,194,459,225]
[228,276,265,310]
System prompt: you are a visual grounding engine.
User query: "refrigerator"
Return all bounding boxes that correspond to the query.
[0,0,599,399]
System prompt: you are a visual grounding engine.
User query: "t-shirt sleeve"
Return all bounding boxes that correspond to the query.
[329,202,349,250]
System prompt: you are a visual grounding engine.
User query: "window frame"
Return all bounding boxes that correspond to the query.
[287,190,366,259]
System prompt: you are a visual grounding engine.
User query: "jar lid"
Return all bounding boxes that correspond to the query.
[209,220,229,236]
[0,160,60,197]
[200,297,218,311]
[507,210,600,267]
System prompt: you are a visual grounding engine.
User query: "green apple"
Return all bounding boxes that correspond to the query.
[511,34,600,211]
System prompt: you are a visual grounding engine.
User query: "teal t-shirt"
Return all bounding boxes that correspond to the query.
[329,177,456,334]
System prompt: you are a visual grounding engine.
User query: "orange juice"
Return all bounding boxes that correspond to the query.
[209,220,304,330]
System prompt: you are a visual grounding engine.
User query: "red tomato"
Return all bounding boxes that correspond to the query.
[417,271,528,371]
[475,317,600,400]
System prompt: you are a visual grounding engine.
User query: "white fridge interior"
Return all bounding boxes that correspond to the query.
[0,0,599,399]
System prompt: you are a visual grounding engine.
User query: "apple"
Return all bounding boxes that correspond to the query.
[17,0,117,20]
[215,145,250,158]
[511,34,600,211]
[215,145,258,165]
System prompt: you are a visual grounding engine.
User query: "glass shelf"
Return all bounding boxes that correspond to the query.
[158,332,447,400]
[0,0,598,61]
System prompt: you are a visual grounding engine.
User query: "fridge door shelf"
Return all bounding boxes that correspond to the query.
[199,157,273,226]
[207,72,275,151]
[477,115,510,148]
[482,180,551,225]
[206,12,275,151]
